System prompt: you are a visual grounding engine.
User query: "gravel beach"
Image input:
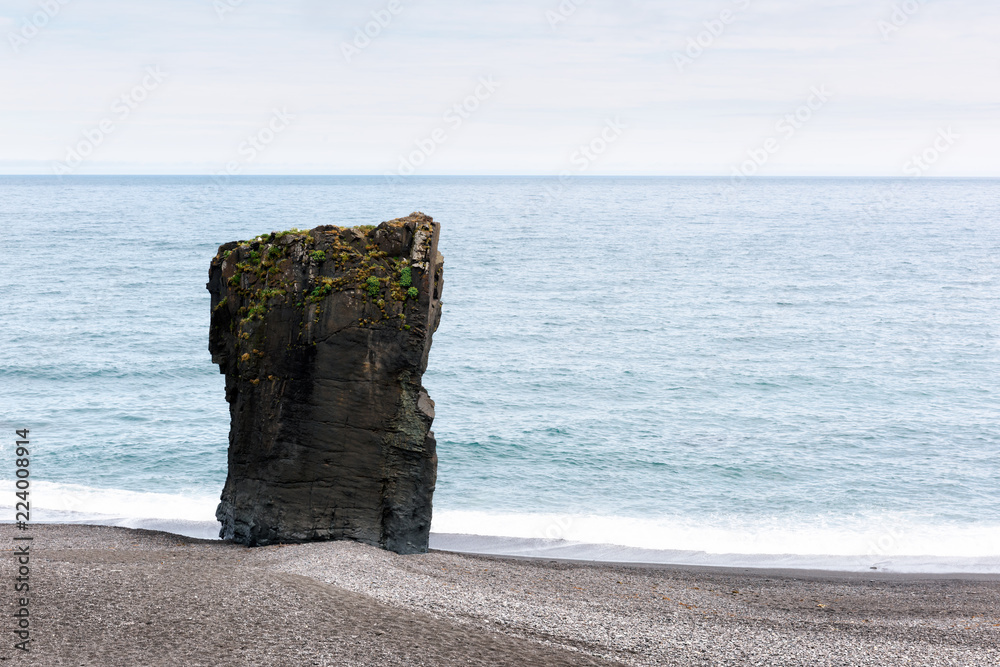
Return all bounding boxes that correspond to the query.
[6,525,998,666]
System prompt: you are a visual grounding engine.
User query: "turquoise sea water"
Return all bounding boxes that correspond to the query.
[2,176,998,565]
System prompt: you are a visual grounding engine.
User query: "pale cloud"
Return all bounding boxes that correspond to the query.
[0,0,997,175]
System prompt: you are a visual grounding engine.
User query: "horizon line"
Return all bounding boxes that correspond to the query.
[2,174,1000,180]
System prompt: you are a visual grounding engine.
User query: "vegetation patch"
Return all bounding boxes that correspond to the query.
[308,277,335,303]
[214,217,433,383]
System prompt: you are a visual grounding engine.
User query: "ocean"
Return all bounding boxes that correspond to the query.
[2,176,998,572]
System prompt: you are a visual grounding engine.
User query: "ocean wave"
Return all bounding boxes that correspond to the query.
[428,534,1000,575]
[431,510,1000,563]
[2,483,998,571]
[0,480,218,523]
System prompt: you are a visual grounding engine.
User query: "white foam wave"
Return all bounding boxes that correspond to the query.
[3,483,999,571]
[0,480,219,522]
[431,510,1000,561]
[428,534,1000,574]
[0,480,220,539]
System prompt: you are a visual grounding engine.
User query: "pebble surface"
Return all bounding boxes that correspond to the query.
[11,525,1000,666]
[267,539,1000,667]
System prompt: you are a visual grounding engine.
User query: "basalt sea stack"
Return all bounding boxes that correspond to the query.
[207,213,443,554]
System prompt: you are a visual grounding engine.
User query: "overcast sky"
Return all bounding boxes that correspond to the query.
[0,0,997,176]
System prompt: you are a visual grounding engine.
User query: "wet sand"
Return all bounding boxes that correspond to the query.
[5,525,999,666]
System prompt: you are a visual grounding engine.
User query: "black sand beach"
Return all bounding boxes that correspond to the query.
[6,525,999,666]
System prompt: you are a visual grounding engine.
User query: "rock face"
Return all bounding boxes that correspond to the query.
[207,213,443,554]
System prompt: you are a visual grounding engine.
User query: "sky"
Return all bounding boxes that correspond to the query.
[0,0,997,176]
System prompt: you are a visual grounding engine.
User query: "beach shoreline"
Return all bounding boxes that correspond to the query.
[13,516,1000,576]
[7,524,998,666]
[458,552,1000,583]
[429,532,1000,578]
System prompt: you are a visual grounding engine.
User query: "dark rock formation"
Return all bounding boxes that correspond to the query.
[207,213,443,554]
